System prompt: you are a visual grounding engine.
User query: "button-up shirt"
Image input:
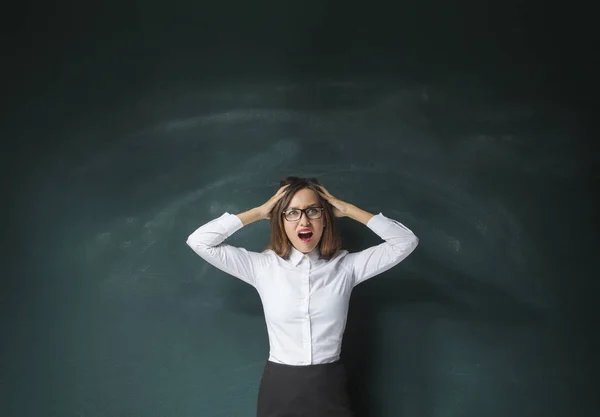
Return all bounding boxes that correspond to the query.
[186,212,418,365]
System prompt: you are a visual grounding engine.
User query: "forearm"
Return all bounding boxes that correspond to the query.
[186,212,259,286]
[235,207,264,226]
[345,204,375,225]
[347,212,418,286]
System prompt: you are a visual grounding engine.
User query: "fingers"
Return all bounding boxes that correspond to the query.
[271,184,288,199]
[317,189,329,200]
[259,184,290,220]
[276,184,290,198]
[316,185,333,199]
[269,184,289,205]
[318,184,330,194]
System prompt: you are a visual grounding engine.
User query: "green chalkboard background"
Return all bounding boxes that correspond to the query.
[2,1,597,416]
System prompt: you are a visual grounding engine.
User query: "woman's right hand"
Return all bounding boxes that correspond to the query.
[258,184,290,219]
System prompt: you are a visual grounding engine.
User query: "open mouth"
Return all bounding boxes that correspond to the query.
[297,231,313,243]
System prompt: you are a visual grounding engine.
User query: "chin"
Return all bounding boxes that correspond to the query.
[297,241,319,253]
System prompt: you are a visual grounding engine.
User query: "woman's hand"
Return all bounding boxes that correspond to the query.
[317,185,352,218]
[258,184,290,220]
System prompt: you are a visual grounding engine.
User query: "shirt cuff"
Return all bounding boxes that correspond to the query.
[366,212,388,232]
[220,212,244,236]
[367,212,413,234]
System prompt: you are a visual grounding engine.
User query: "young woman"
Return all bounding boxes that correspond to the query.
[186,176,419,417]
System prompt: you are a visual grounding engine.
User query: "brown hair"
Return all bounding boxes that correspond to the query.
[264,176,342,260]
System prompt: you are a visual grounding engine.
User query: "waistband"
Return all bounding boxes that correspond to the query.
[266,358,343,369]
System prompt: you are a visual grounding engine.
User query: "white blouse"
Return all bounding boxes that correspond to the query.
[186,212,418,366]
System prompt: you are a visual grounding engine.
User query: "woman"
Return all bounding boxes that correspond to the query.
[186,176,419,417]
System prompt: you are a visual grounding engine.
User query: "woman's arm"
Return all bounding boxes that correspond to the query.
[317,185,418,286]
[235,207,264,226]
[186,213,264,286]
[345,213,418,286]
[344,204,375,225]
[186,185,290,286]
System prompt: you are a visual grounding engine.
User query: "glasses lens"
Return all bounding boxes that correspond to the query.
[307,208,322,219]
[285,210,300,221]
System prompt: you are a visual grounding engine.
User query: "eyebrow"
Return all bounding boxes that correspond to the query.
[286,204,320,210]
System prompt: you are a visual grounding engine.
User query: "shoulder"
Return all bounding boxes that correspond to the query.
[230,248,276,272]
[330,249,350,260]
[324,249,353,272]
[256,249,284,266]
[260,248,278,258]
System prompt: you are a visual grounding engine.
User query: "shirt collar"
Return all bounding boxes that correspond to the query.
[288,246,320,267]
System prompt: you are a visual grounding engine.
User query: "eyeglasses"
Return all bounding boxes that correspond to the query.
[282,207,324,222]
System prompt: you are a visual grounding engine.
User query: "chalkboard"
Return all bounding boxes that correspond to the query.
[3,78,597,417]
[3,4,598,417]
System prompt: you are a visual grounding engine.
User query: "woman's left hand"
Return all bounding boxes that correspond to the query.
[317,185,352,218]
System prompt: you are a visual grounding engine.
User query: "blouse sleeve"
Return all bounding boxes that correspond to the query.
[186,212,266,287]
[344,213,419,287]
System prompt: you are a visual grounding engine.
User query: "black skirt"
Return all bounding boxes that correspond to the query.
[256,359,355,417]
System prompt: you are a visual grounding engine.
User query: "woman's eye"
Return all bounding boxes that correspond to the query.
[288,210,298,216]
[307,209,317,215]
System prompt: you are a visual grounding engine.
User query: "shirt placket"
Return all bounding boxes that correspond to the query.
[302,255,312,364]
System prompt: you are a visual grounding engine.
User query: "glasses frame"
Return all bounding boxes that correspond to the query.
[282,207,324,222]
